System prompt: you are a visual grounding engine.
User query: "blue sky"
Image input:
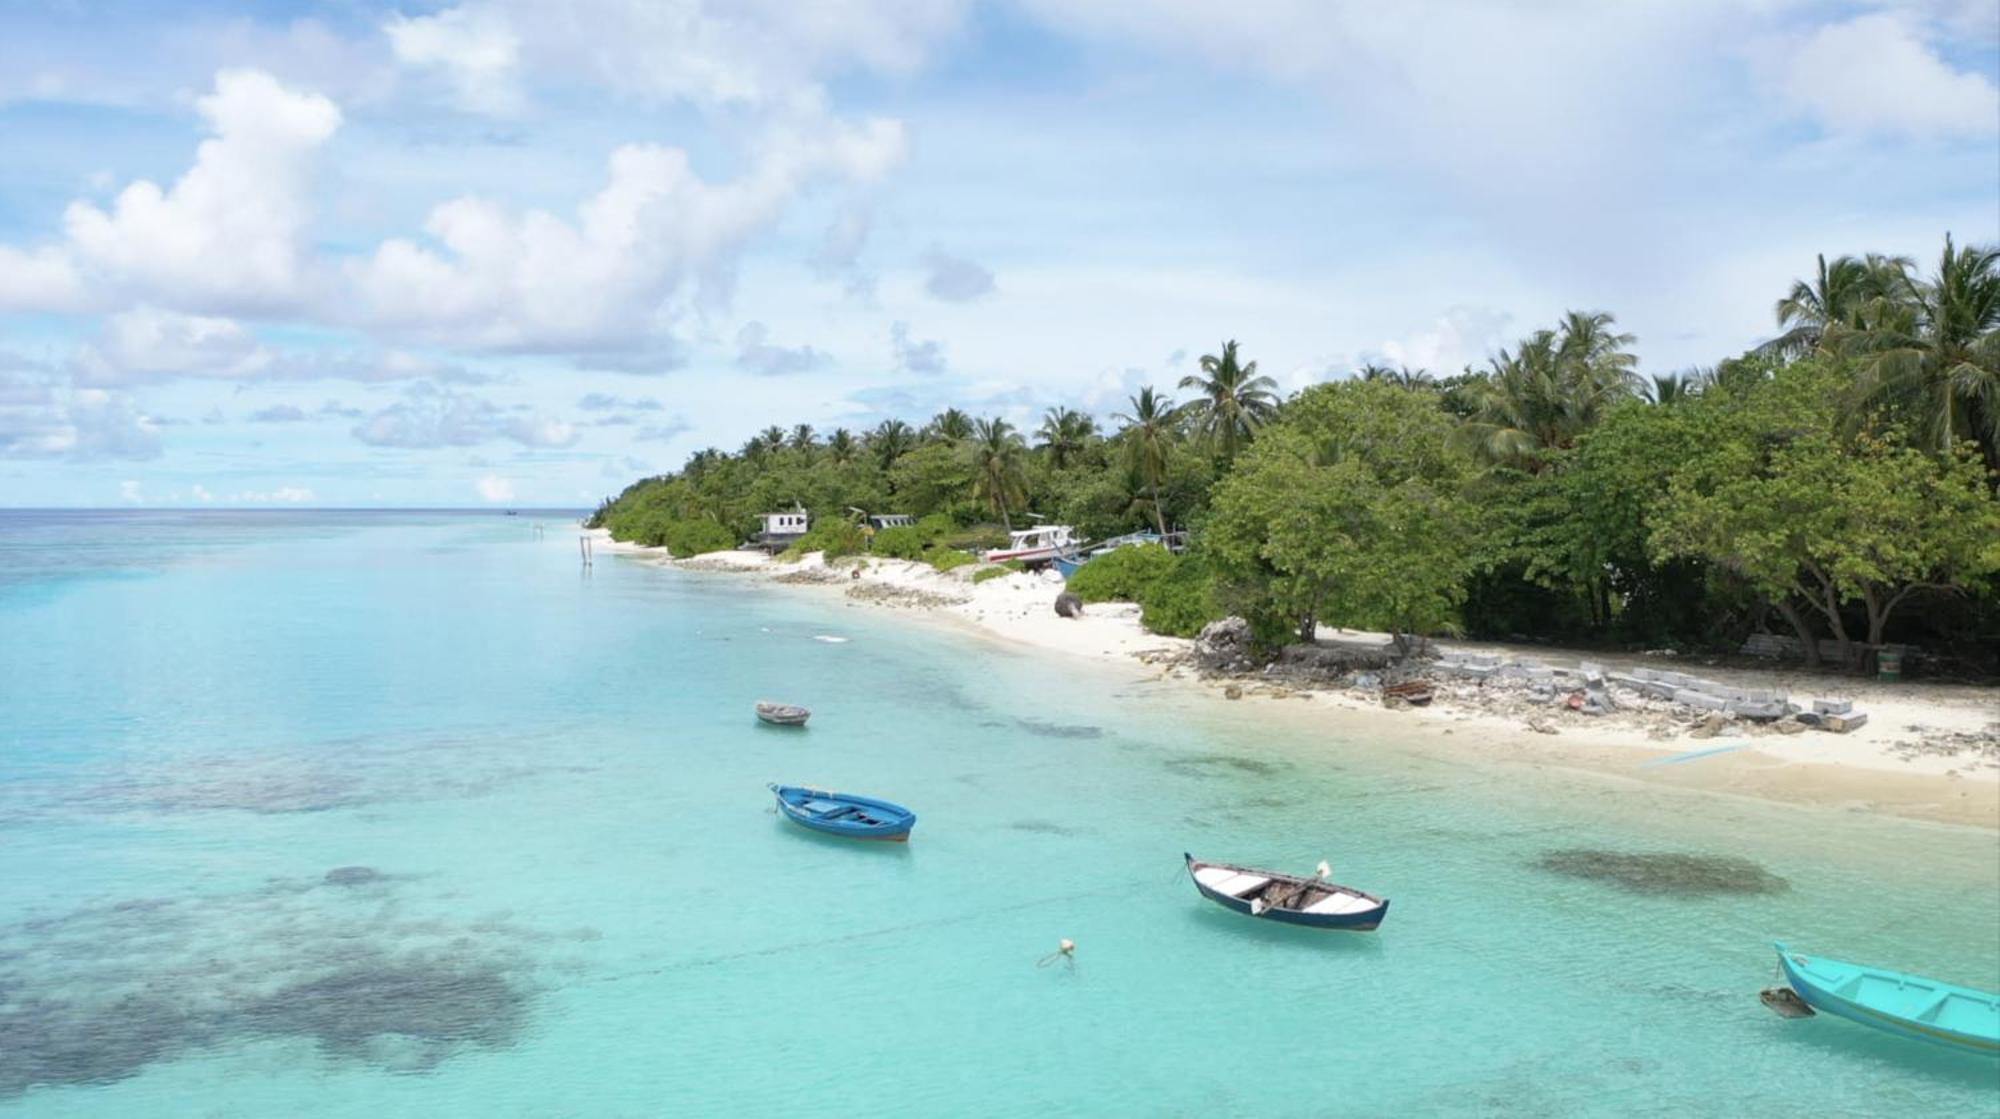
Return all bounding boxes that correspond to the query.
[1,0,1995,508]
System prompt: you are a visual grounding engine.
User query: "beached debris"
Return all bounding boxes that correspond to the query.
[1535,848,1790,897]
[1054,591,1084,618]
[1383,680,1434,707]
[1277,641,1397,678]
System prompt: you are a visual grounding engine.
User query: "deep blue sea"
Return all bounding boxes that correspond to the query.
[1,510,1995,1116]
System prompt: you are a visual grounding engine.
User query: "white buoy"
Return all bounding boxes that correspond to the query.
[1316,860,1332,880]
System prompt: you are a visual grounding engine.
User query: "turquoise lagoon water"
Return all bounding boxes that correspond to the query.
[1,510,1995,1117]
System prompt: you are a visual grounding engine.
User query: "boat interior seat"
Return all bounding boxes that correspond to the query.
[1216,873,1270,897]
[1303,892,1375,916]
[801,799,851,816]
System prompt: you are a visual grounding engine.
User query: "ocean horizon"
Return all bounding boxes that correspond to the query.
[2,510,1995,1116]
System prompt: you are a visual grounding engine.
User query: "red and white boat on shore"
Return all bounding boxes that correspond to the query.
[983,524,1078,566]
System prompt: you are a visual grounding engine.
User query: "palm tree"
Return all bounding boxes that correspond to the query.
[1847,235,2000,466]
[870,418,915,470]
[1456,311,1642,472]
[1114,386,1178,535]
[1762,252,1910,359]
[1358,363,1433,388]
[926,408,973,443]
[1180,340,1279,462]
[968,417,1028,529]
[825,428,858,465]
[789,424,817,453]
[1035,406,1096,469]
[1645,371,1704,405]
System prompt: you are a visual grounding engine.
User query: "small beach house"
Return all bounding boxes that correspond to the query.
[750,509,810,552]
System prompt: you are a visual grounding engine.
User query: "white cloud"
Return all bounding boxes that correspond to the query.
[386,6,523,113]
[53,70,340,314]
[1370,306,1514,376]
[347,119,907,353]
[0,387,162,462]
[387,0,967,114]
[71,306,271,386]
[476,475,515,503]
[119,480,144,503]
[1780,13,1999,139]
[352,384,578,449]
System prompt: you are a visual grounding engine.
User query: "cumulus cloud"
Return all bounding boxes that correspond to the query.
[351,384,578,450]
[922,249,995,302]
[386,6,523,113]
[0,387,162,461]
[345,119,907,353]
[734,321,829,375]
[0,70,342,316]
[68,307,483,387]
[890,321,946,375]
[70,306,271,386]
[1779,13,1999,139]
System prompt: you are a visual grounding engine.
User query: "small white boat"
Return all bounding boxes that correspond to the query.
[754,701,811,727]
[984,524,1077,566]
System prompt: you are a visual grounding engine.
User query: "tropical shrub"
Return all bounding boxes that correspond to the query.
[925,547,979,573]
[1137,551,1224,637]
[1064,543,1176,603]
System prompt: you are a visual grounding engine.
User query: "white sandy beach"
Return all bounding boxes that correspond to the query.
[592,531,2000,828]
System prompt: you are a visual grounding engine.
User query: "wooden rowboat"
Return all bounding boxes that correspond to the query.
[769,784,916,842]
[1184,853,1389,931]
[1773,942,2000,1055]
[754,701,810,727]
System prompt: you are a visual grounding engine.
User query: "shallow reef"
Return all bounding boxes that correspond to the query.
[1534,848,1790,897]
[0,868,595,1098]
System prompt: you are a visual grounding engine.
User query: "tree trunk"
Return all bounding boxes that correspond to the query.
[1771,599,1820,669]
[1150,488,1168,537]
[999,504,1012,532]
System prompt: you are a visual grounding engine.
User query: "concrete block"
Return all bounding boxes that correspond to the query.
[1821,712,1868,733]
[1812,698,1853,715]
[1673,689,1730,711]
[1726,699,1788,720]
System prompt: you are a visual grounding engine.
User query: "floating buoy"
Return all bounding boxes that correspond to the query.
[1036,938,1078,969]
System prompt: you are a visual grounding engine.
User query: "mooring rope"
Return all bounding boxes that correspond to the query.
[574,881,1140,987]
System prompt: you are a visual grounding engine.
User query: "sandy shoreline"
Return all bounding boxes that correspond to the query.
[590,531,2000,829]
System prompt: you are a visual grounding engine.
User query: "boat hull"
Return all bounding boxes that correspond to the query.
[1775,943,2000,1055]
[1185,854,1389,931]
[769,784,916,842]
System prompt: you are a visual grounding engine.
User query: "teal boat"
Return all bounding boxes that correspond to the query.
[1773,942,2000,1056]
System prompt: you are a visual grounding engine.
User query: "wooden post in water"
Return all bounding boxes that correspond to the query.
[580,533,593,568]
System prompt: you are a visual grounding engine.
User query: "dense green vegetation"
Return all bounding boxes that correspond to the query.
[592,237,2000,672]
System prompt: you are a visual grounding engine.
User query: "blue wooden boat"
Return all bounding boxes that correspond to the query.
[1184,853,1388,931]
[1773,942,2000,1055]
[768,784,915,842]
